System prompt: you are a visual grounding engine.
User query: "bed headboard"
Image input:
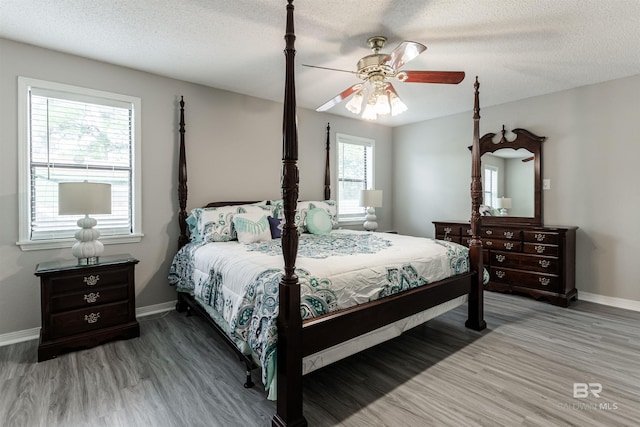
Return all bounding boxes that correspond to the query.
[176,94,332,248]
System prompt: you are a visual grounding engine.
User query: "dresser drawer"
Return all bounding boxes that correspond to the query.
[468,237,522,251]
[436,234,461,244]
[435,225,460,237]
[482,228,521,240]
[47,266,131,294]
[523,230,560,244]
[50,284,129,312]
[489,267,560,291]
[490,251,559,274]
[48,301,131,339]
[523,243,559,257]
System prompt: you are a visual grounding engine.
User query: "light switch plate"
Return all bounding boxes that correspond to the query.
[543,179,551,190]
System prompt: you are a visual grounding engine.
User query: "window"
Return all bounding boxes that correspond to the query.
[483,165,498,208]
[336,133,374,222]
[17,77,142,250]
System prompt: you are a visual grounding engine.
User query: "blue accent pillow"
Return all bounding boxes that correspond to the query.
[305,208,333,235]
[268,216,282,238]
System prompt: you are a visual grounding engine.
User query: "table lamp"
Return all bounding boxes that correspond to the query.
[359,189,383,231]
[59,181,112,265]
[496,197,512,216]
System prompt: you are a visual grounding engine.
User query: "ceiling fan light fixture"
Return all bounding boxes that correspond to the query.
[374,92,391,115]
[389,91,408,116]
[362,99,377,121]
[345,89,364,114]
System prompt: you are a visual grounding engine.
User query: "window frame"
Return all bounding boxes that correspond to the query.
[335,133,375,224]
[17,77,143,251]
[483,165,499,208]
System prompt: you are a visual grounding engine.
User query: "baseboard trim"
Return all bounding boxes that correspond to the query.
[136,300,177,317]
[579,292,640,312]
[0,300,177,347]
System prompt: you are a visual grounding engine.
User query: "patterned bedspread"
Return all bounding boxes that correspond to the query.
[168,229,471,399]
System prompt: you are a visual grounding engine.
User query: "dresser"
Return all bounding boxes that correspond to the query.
[434,221,577,307]
[35,255,140,361]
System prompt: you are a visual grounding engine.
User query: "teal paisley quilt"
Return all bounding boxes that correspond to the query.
[168,230,471,399]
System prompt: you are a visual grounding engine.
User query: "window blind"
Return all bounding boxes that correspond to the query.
[337,136,373,220]
[29,89,133,240]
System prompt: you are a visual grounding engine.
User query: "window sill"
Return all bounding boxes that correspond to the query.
[17,234,144,251]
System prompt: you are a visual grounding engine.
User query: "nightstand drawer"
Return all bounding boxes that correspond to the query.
[48,267,131,294]
[51,284,129,312]
[49,301,131,339]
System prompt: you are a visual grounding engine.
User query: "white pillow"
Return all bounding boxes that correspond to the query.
[232,213,272,244]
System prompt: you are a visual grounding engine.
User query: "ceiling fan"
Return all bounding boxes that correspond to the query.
[305,36,465,120]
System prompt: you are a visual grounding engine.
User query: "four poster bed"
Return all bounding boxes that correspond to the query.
[169,1,486,426]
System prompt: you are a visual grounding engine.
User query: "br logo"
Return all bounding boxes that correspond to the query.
[573,383,602,398]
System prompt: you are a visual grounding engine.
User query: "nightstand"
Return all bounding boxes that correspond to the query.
[35,254,140,361]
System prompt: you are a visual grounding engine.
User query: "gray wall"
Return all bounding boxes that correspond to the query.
[0,38,392,336]
[393,74,640,301]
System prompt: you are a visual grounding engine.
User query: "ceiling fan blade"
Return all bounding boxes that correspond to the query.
[381,41,427,70]
[316,83,363,112]
[303,64,357,75]
[398,71,465,84]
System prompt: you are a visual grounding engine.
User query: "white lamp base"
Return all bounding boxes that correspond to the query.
[71,215,104,265]
[363,207,378,232]
[498,208,509,216]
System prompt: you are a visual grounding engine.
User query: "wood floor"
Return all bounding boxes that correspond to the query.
[1,292,639,427]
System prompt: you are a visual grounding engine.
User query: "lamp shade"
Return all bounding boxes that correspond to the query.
[495,197,512,209]
[59,182,112,215]
[359,189,383,208]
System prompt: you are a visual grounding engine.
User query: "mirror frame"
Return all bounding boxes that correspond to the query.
[477,127,545,226]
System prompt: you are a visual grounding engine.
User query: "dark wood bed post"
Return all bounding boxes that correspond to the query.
[273,1,307,426]
[466,77,487,331]
[178,96,189,249]
[324,122,331,201]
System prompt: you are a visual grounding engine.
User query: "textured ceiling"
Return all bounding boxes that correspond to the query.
[1,0,639,126]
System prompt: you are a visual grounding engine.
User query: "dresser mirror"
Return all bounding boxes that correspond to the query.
[476,126,545,226]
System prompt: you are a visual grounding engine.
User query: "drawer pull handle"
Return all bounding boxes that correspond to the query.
[535,245,546,254]
[445,236,452,241]
[84,275,100,286]
[534,233,546,242]
[504,242,514,250]
[539,260,551,268]
[503,231,514,239]
[83,292,100,304]
[486,230,493,235]
[466,229,472,235]
[444,227,452,233]
[496,254,506,262]
[539,277,550,286]
[84,312,100,324]
[495,270,505,279]
[485,241,493,246]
